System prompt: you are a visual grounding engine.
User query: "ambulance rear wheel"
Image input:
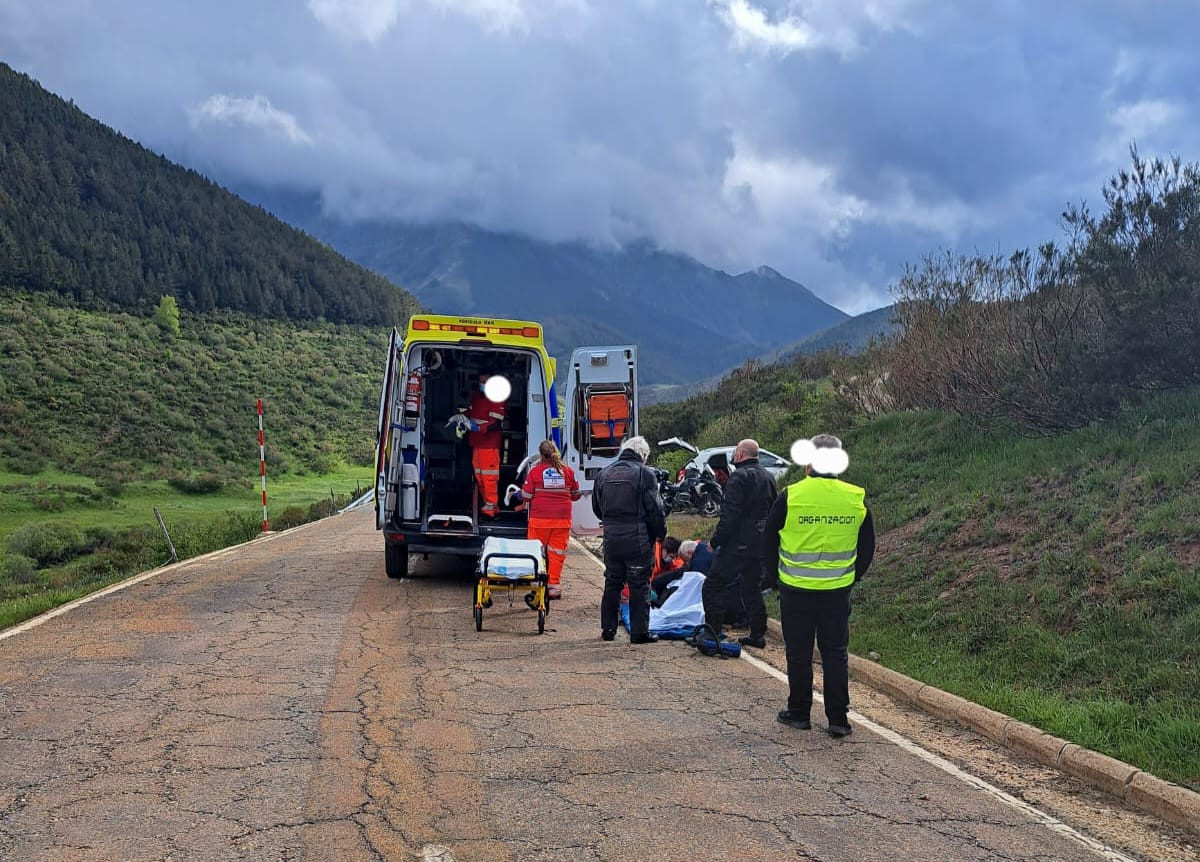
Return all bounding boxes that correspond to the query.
[385,541,409,579]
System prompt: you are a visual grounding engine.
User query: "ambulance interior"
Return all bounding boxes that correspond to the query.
[409,346,539,529]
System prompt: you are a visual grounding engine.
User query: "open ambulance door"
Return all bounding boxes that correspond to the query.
[374,327,403,531]
[561,345,638,536]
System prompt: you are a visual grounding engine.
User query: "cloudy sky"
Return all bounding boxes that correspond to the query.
[2,0,1198,313]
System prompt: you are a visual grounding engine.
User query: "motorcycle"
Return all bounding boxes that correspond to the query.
[656,464,723,517]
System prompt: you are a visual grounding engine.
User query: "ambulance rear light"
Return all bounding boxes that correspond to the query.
[411,320,430,331]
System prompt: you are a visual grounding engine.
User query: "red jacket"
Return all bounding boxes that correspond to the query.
[468,390,505,449]
[522,461,580,524]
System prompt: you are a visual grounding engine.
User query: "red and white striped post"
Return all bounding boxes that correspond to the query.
[257,399,269,532]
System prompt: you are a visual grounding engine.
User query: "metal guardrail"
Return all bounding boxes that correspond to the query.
[339,490,375,513]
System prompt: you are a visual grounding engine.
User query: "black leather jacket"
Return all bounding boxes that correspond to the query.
[592,449,666,558]
[710,457,777,556]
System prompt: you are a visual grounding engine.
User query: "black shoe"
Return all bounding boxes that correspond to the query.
[738,635,766,648]
[777,710,811,730]
[826,722,853,738]
[601,630,616,641]
[630,633,659,644]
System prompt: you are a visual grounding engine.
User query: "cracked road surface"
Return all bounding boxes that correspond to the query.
[0,510,1170,861]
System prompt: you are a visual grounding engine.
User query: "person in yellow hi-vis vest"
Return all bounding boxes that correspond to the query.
[762,434,875,738]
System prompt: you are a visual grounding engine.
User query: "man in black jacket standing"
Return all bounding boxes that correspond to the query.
[702,439,778,648]
[592,435,666,643]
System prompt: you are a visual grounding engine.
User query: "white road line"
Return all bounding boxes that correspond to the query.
[570,538,1135,862]
[739,653,1136,862]
[570,536,605,569]
[420,844,456,861]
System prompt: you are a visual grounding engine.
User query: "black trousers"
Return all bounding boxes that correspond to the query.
[702,549,767,638]
[601,550,652,636]
[650,569,683,605]
[779,585,852,723]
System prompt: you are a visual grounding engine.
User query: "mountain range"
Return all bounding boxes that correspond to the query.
[240,187,850,385]
[764,304,897,363]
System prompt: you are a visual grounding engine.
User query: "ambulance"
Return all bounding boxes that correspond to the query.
[374,314,638,578]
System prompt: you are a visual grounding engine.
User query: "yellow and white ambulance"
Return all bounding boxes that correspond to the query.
[374,314,637,578]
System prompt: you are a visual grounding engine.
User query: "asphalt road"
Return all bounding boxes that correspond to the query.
[0,509,1161,861]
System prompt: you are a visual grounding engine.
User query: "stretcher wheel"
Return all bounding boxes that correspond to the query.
[537,609,545,634]
[474,605,483,632]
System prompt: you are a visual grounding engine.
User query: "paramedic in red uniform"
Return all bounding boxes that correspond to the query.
[468,374,507,517]
[522,440,580,599]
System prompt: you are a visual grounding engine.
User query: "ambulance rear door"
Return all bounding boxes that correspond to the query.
[374,327,404,530]
[561,345,638,536]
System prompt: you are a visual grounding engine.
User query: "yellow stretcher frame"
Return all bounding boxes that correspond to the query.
[474,546,550,634]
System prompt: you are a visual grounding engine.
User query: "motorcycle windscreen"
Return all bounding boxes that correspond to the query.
[561,345,638,536]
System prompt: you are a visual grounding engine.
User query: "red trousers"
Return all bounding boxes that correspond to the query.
[527,521,570,586]
[471,445,500,513]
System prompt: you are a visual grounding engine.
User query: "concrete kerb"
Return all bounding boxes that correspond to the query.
[764,617,1200,836]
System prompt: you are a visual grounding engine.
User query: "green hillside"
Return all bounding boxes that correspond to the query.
[848,398,1199,788]
[0,62,420,325]
[0,292,386,482]
[0,293,386,627]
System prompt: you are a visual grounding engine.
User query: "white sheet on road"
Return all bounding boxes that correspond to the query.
[650,570,706,631]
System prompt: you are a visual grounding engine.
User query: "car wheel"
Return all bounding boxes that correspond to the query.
[385,540,408,579]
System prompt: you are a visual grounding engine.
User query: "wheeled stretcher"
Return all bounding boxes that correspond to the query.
[474,537,550,634]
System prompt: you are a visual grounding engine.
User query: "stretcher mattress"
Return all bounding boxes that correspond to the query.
[479,536,545,578]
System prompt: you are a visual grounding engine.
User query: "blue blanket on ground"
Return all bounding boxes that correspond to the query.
[620,604,693,639]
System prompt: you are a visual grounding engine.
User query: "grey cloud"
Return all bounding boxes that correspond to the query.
[2,0,1198,313]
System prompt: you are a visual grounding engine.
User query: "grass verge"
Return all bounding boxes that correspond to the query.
[0,465,373,631]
